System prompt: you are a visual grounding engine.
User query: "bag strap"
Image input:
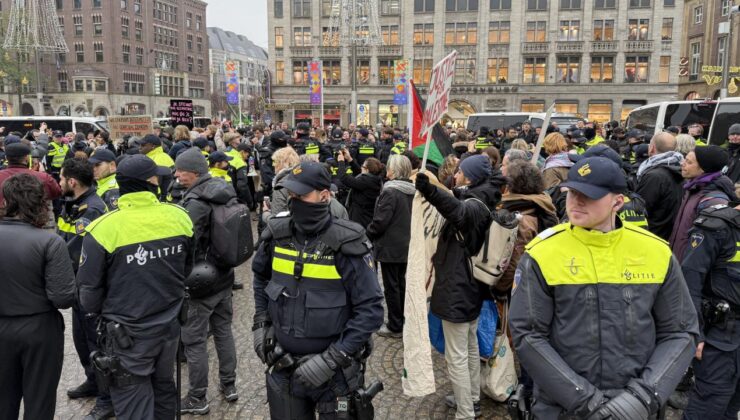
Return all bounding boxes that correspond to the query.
[493,300,509,357]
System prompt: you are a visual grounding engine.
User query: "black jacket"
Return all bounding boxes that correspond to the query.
[0,220,75,316]
[420,179,501,323]
[57,188,107,273]
[726,143,740,184]
[636,163,684,241]
[258,137,287,196]
[339,160,383,227]
[366,179,415,263]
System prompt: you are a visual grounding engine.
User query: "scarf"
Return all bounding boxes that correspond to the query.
[636,151,684,182]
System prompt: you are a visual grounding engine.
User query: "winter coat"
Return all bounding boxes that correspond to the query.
[0,165,62,207]
[497,193,558,294]
[542,152,573,190]
[725,143,740,185]
[366,179,415,263]
[339,160,383,227]
[420,178,502,323]
[635,153,685,241]
[669,173,737,262]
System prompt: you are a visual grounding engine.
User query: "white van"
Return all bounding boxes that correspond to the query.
[0,116,109,137]
[625,101,717,136]
[466,112,546,133]
[707,97,740,146]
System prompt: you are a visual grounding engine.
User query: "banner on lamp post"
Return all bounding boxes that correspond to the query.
[309,60,323,106]
[393,59,409,105]
[225,61,240,105]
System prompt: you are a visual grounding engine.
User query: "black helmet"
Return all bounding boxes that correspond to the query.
[185,262,219,295]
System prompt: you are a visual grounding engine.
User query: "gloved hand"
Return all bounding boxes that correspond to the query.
[294,345,352,389]
[252,312,273,364]
[415,172,435,196]
[588,388,649,420]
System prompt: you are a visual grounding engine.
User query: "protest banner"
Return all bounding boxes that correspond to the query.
[418,51,457,170]
[170,99,194,129]
[107,115,153,141]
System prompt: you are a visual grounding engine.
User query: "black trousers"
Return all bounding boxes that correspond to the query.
[381,262,407,333]
[0,311,64,420]
[72,307,112,407]
[684,343,740,420]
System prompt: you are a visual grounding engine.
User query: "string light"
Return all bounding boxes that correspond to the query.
[327,0,383,47]
[3,0,69,52]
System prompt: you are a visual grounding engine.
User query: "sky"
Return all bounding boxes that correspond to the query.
[205,0,268,49]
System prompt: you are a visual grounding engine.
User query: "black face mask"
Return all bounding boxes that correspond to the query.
[290,198,330,235]
[117,175,159,196]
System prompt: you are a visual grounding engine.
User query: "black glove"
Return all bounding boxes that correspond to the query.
[294,345,352,389]
[588,388,649,420]
[252,312,273,364]
[415,172,435,196]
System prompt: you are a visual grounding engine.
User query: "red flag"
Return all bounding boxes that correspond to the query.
[409,80,425,150]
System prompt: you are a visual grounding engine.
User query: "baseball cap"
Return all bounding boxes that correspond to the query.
[193,136,208,149]
[5,143,31,158]
[358,128,369,137]
[569,144,622,166]
[236,142,253,152]
[117,155,170,181]
[331,128,343,139]
[561,157,627,200]
[280,162,332,195]
[53,130,64,138]
[88,149,117,164]
[208,151,233,164]
[140,134,162,146]
[296,122,310,133]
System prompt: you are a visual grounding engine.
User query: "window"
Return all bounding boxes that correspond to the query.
[275,0,283,18]
[58,71,68,92]
[73,15,83,36]
[95,80,106,92]
[413,59,433,84]
[555,102,578,113]
[694,6,703,24]
[94,42,104,62]
[136,47,143,65]
[74,0,81,9]
[378,60,394,85]
[197,59,204,74]
[322,27,339,46]
[594,0,615,8]
[664,0,674,5]
[186,34,193,51]
[559,20,580,41]
[121,0,127,9]
[445,22,477,45]
[195,16,201,30]
[490,0,511,9]
[661,18,673,40]
[625,55,649,83]
[593,20,614,41]
[690,41,701,81]
[56,0,63,9]
[414,24,434,45]
[274,61,284,85]
[659,56,670,83]
[415,0,435,11]
[186,12,192,28]
[522,102,545,112]
[157,75,184,97]
[356,60,370,85]
[488,21,510,43]
[122,16,129,38]
[93,15,102,36]
[381,0,400,14]
[722,0,731,16]
[455,59,476,84]
[135,21,143,41]
[526,21,547,42]
[275,27,284,48]
[560,0,580,9]
[628,19,649,41]
[293,0,310,17]
[58,52,66,64]
[527,0,547,10]
[557,56,580,83]
[446,0,479,12]
[197,37,203,52]
[487,58,508,83]
[293,27,311,46]
[75,43,84,62]
[523,57,546,84]
[58,16,65,34]
[75,80,84,92]
[122,44,130,64]
[92,0,101,8]
[587,102,612,123]
[124,72,145,94]
[381,25,400,45]
[134,0,141,14]
[718,37,727,69]
[590,56,614,83]
[187,56,193,72]
[629,0,650,7]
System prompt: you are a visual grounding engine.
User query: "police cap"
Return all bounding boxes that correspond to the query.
[208,151,233,165]
[280,161,332,195]
[569,144,622,166]
[88,149,116,164]
[117,155,170,181]
[140,134,162,146]
[561,157,627,200]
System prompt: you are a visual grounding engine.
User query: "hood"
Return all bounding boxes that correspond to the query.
[501,192,557,215]
[489,169,508,190]
[383,179,416,195]
[636,151,684,182]
[186,175,235,204]
[544,152,574,171]
[274,167,292,188]
[463,179,502,209]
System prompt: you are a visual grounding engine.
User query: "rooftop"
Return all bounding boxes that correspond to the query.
[207,27,268,61]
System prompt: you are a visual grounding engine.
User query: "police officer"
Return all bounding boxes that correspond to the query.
[350,128,378,167]
[252,161,384,419]
[57,158,113,420]
[683,203,740,419]
[47,130,71,178]
[259,130,289,199]
[89,149,120,210]
[510,157,699,419]
[292,122,327,160]
[208,151,234,183]
[390,133,407,157]
[475,126,496,151]
[77,154,193,420]
[223,132,255,211]
[139,134,175,202]
[688,123,708,147]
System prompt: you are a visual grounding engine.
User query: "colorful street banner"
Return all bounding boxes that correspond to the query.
[393,59,409,105]
[309,60,323,106]
[225,61,240,105]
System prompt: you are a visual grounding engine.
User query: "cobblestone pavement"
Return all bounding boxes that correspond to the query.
[53,260,682,419]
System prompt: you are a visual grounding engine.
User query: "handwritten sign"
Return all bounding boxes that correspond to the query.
[107,116,153,141]
[170,99,193,129]
[419,51,457,136]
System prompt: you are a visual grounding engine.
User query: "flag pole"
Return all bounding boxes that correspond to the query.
[531,103,556,165]
[420,129,432,173]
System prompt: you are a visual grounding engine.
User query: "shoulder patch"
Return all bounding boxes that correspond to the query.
[75,218,91,235]
[363,254,376,272]
[690,232,704,249]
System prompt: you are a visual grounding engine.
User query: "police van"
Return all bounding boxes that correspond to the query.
[625,100,717,137]
[707,97,740,146]
[0,116,109,137]
[466,112,546,133]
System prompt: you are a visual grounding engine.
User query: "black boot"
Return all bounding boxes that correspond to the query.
[67,380,98,399]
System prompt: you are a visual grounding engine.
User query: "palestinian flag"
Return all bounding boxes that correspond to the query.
[409,80,453,167]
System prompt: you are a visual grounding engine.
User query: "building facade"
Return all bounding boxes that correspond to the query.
[208,27,269,121]
[678,0,740,100]
[0,0,211,118]
[267,0,686,127]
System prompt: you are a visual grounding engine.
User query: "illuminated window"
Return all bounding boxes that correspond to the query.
[661,18,673,40]
[588,102,612,123]
[487,58,508,83]
[625,55,649,83]
[523,57,547,84]
[593,20,613,41]
[556,56,580,83]
[659,56,670,83]
[628,19,649,41]
[488,21,510,44]
[559,20,580,41]
[413,24,434,45]
[526,21,547,42]
[590,56,614,83]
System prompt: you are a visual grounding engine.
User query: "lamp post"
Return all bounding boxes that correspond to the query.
[720,5,740,99]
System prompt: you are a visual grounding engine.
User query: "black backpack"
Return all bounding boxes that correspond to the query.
[209,197,254,267]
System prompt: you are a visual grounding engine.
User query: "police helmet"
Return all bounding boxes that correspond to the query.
[185,261,219,294]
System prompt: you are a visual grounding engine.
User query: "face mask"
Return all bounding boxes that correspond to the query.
[290,198,330,234]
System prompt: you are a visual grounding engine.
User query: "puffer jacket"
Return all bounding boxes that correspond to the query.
[366,179,415,263]
[420,178,501,323]
[510,221,699,418]
[669,172,737,262]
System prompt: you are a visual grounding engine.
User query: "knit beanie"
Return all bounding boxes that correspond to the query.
[175,148,208,175]
[694,145,729,174]
[730,123,740,136]
[459,154,492,185]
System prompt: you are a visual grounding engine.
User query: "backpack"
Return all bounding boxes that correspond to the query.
[209,197,254,267]
[466,198,520,286]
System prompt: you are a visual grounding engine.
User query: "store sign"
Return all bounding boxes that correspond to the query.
[393,59,409,105]
[419,51,457,136]
[225,61,240,105]
[700,65,740,90]
[108,116,153,141]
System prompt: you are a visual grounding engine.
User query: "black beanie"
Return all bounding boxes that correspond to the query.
[694,145,729,174]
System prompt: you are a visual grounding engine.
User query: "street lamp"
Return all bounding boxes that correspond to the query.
[720,5,740,99]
